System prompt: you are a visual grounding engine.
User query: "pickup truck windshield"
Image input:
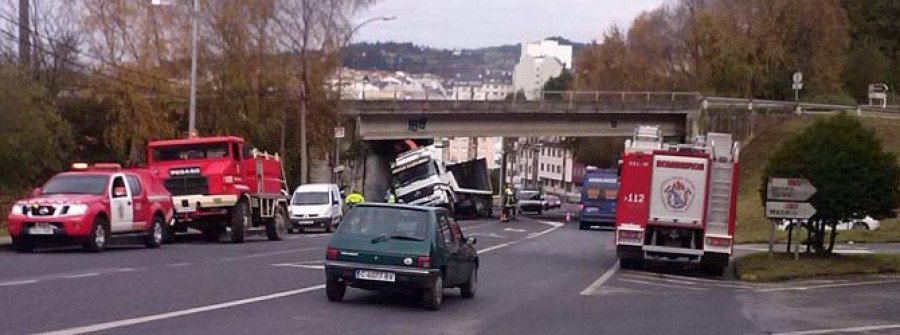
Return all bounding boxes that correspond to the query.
[292,192,330,205]
[339,207,428,241]
[392,161,436,188]
[41,174,109,195]
[152,143,229,162]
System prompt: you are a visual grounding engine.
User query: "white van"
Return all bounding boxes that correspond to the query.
[288,183,343,233]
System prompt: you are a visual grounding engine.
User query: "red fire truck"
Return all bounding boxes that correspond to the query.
[146,136,289,243]
[614,126,739,275]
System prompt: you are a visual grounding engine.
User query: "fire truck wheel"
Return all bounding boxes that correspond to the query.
[266,206,288,241]
[83,216,109,253]
[144,214,164,248]
[12,236,35,253]
[230,200,249,244]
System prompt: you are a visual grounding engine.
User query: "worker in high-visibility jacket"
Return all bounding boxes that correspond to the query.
[501,187,517,222]
[345,190,365,207]
[385,190,396,203]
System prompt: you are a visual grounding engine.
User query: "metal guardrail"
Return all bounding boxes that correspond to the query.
[703,97,900,116]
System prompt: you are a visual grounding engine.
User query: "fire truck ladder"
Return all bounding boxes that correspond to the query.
[705,134,738,237]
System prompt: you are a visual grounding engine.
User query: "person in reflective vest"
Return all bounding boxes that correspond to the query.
[501,187,517,222]
[385,190,396,203]
[345,190,365,207]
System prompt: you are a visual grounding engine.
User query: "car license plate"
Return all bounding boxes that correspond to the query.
[297,220,314,225]
[30,223,54,235]
[355,270,395,282]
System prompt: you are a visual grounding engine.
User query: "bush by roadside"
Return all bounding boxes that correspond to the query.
[735,252,900,282]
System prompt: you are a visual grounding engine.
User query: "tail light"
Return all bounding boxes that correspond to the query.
[706,237,732,247]
[326,247,339,260]
[416,256,431,268]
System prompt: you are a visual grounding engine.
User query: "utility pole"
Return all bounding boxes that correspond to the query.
[18,0,30,69]
[188,0,199,137]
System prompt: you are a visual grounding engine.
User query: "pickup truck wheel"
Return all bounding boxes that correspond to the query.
[460,267,477,299]
[422,275,443,311]
[326,279,346,302]
[144,215,164,248]
[83,216,109,252]
[266,207,287,241]
[230,200,249,244]
[12,236,35,253]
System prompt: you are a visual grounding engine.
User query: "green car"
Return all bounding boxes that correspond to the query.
[324,203,479,310]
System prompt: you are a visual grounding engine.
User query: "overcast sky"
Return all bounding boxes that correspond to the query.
[353,0,668,49]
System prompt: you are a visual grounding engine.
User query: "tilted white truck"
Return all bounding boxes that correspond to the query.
[390,145,493,218]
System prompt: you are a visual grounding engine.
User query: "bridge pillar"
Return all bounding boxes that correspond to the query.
[363,153,390,203]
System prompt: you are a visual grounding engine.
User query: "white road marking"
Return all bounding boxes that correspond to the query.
[621,273,697,285]
[478,242,516,254]
[755,279,900,293]
[461,222,494,231]
[503,228,526,233]
[528,221,564,239]
[773,323,900,335]
[621,273,753,289]
[0,279,39,287]
[64,273,100,279]
[167,262,192,267]
[272,263,325,270]
[37,284,326,335]
[580,261,620,296]
[215,247,321,262]
[618,278,707,291]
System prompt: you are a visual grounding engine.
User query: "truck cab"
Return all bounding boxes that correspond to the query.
[6,163,174,252]
[391,146,453,207]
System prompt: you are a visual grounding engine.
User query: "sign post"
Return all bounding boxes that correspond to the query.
[792,72,804,102]
[765,178,817,259]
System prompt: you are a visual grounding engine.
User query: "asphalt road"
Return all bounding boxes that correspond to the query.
[2,210,899,335]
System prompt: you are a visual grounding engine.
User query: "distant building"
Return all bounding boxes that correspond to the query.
[443,137,499,170]
[512,39,573,100]
[449,69,512,101]
[507,136,576,195]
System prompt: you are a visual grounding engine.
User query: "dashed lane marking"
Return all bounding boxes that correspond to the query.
[773,323,900,335]
[63,273,100,279]
[0,279,39,287]
[167,262,192,267]
[503,228,526,232]
[36,284,326,335]
[580,261,620,296]
[477,242,517,254]
[215,247,321,263]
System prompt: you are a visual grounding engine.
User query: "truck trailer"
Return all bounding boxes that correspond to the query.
[391,145,493,218]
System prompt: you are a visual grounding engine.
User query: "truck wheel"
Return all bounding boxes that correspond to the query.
[230,200,249,244]
[266,206,288,241]
[326,279,346,302]
[144,215,164,248]
[460,267,477,299]
[422,275,443,311]
[83,216,109,252]
[12,236,35,253]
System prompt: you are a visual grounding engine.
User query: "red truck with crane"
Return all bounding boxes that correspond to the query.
[145,136,289,243]
[614,126,739,275]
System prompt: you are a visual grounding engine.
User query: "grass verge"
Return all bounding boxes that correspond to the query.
[735,252,900,282]
[735,116,900,244]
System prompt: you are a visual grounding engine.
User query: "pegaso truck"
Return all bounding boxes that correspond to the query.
[390,145,493,218]
[614,126,739,275]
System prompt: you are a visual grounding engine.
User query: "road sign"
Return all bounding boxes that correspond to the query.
[792,82,804,90]
[869,83,889,93]
[767,178,816,201]
[765,201,817,219]
[334,127,345,139]
[792,71,803,84]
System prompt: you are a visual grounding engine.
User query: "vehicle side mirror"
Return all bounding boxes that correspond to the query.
[466,236,477,245]
[113,186,127,198]
[31,188,41,197]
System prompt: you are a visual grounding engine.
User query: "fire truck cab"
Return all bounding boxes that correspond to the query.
[615,126,739,275]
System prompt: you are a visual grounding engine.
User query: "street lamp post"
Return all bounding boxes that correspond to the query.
[152,0,199,137]
[333,15,395,184]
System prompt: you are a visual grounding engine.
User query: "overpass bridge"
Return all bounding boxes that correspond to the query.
[340,91,702,140]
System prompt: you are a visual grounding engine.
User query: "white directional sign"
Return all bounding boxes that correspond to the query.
[767,178,817,202]
[334,127,345,139]
[766,201,817,219]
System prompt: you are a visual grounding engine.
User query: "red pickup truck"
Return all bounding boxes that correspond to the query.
[6,163,174,253]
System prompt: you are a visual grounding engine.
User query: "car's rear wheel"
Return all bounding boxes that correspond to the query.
[12,236,34,253]
[83,216,109,252]
[266,206,288,241]
[460,267,477,299]
[326,279,346,302]
[422,275,443,311]
[144,214,164,248]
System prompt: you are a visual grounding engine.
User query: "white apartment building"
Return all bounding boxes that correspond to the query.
[449,70,512,101]
[512,39,573,101]
[507,137,575,194]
